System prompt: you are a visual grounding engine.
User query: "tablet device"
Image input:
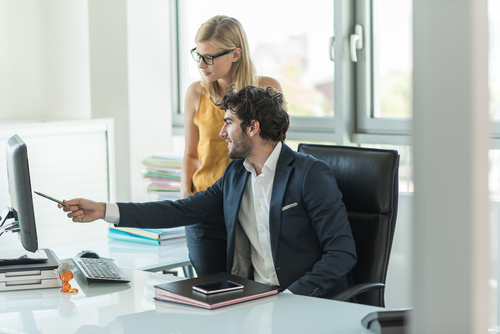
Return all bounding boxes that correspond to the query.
[192,280,244,294]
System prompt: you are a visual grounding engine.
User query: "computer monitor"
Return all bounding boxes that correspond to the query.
[0,134,38,253]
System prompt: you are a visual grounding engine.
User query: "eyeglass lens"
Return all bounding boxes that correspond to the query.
[199,54,213,66]
[191,49,213,65]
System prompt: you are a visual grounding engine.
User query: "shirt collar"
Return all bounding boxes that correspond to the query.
[243,141,283,176]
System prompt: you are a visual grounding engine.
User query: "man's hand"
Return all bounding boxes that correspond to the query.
[59,198,106,223]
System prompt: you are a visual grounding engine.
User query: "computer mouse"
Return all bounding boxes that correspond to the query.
[76,250,100,259]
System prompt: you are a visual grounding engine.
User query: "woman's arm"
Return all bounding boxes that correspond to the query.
[181,82,202,199]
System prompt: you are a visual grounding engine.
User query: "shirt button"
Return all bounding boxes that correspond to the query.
[267,253,271,257]
[259,228,264,233]
[272,273,276,277]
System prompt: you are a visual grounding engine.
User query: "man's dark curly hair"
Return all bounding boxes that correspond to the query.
[219,85,290,142]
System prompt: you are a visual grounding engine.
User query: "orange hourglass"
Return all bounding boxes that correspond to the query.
[57,262,78,293]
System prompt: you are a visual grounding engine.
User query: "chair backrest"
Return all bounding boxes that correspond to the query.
[297,144,399,306]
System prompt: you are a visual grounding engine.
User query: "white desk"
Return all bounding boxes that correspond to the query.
[0,267,383,334]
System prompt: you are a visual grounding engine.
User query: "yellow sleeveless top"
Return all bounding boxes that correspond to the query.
[191,93,231,193]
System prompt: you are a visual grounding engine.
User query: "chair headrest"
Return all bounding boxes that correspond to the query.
[298,144,399,214]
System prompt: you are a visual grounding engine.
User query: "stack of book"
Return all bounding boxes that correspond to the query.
[108,225,186,246]
[141,154,183,201]
[0,249,61,291]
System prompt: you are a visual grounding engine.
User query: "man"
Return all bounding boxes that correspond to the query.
[63,86,357,298]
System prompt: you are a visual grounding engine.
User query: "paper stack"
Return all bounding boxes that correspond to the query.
[141,154,183,201]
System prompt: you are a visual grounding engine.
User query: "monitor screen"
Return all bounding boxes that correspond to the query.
[4,134,38,252]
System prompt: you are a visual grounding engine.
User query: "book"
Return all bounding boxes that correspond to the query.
[141,157,182,169]
[151,154,184,160]
[147,184,181,192]
[108,224,185,240]
[154,272,279,310]
[143,176,182,183]
[142,169,181,180]
[108,229,186,246]
[146,179,181,189]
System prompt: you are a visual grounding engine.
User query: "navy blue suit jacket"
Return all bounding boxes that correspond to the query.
[117,143,357,298]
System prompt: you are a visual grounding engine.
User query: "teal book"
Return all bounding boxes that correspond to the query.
[108,229,184,246]
[108,224,185,240]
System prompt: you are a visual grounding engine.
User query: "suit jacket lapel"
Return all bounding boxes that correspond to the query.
[226,165,250,271]
[269,144,294,262]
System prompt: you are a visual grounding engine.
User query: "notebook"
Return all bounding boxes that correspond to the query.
[154,272,279,310]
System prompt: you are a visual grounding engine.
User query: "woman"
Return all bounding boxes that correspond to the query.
[181,15,283,276]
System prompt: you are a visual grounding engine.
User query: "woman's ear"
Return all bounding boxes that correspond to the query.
[232,48,242,63]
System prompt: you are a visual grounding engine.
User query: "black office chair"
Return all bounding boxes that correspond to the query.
[297,144,399,307]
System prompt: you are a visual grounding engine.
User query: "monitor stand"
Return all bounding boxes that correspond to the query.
[0,206,18,234]
[0,251,48,265]
[0,206,47,266]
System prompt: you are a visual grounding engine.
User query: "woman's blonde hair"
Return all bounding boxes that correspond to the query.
[195,15,258,98]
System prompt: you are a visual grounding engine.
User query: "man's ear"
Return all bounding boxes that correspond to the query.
[232,48,242,63]
[248,120,260,137]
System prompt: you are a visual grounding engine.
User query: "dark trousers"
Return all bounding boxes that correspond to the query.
[184,220,227,276]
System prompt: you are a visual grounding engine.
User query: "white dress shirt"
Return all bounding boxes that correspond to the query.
[231,142,282,286]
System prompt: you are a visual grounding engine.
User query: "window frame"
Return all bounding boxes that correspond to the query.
[171,0,498,149]
[353,0,412,143]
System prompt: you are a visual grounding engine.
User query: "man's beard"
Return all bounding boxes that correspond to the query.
[227,132,252,160]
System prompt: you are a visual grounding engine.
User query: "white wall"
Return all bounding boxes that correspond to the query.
[385,193,412,309]
[126,0,173,202]
[88,0,173,202]
[0,0,173,202]
[412,1,490,332]
[0,0,91,119]
[88,0,131,201]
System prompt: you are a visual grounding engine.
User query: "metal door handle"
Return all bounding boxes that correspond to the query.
[330,36,335,61]
[350,24,363,62]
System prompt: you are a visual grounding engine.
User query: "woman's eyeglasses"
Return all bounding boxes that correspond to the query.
[190,48,235,66]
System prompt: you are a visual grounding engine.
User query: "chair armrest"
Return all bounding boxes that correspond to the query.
[332,283,385,302]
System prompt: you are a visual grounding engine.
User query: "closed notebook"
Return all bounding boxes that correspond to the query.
[154,272,279,310]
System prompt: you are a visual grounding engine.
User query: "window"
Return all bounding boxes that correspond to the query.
[372,0,412,119]
[354,0,412,136]
[174,0,335,139]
